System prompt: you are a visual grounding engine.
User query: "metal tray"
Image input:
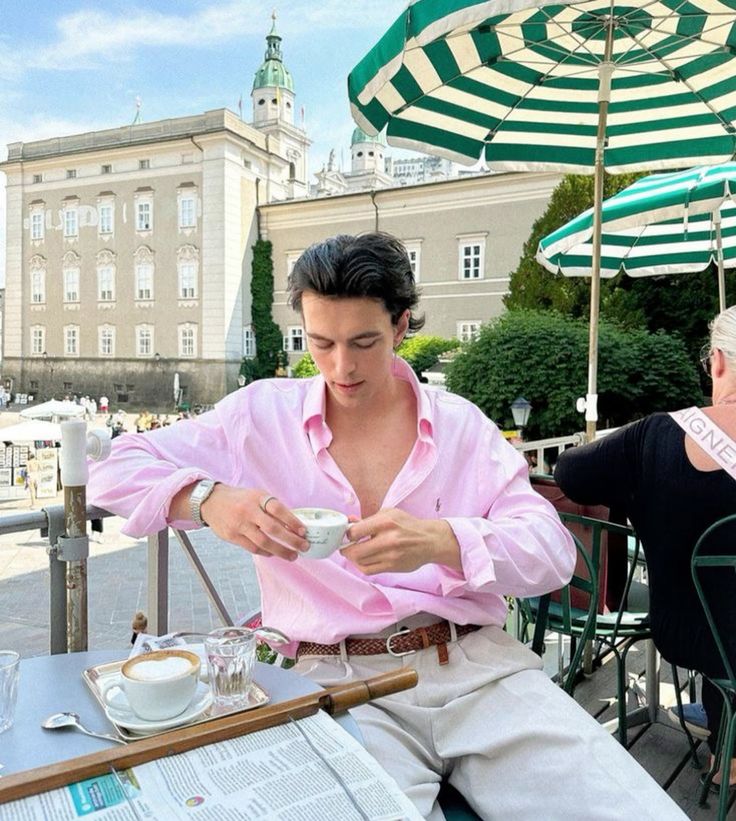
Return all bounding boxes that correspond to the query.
[83,659,270,742]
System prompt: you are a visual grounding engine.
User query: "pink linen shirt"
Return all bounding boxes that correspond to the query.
[88,358,575,651]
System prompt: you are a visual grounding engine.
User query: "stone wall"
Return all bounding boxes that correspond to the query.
[1,357,241,411]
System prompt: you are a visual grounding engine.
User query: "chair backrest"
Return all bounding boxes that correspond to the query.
[530,529,599,692]
[558,512,645,624]
[530,475,610,613]
[691,513,736,689]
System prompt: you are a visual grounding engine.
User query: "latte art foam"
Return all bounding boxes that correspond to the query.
[128,656,193,681]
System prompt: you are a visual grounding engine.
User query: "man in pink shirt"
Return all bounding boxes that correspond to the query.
[89,233,682,819]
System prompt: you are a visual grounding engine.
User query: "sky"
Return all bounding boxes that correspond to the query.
[0,0,412,285]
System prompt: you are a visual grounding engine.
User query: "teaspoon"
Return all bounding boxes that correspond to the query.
[42,711,126,744]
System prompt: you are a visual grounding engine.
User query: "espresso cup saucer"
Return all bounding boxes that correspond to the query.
[104,680,213,735]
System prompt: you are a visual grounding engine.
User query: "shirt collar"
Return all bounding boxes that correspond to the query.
[301,356,434,442]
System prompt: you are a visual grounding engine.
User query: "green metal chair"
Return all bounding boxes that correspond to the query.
[519,513,651,746]
[521,527,600,694]
[691,513,736,820]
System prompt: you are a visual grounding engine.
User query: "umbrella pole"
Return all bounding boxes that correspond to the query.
[714,210,727,311]
[586,26,615,443]
[60,420,90,652]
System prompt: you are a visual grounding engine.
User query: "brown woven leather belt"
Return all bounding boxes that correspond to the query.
[297,621,481,665]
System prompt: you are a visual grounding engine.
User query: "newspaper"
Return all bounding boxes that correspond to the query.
[0,711,422,820]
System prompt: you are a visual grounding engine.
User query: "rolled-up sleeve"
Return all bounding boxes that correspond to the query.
[88,401,242,537]
[442,425,576,598]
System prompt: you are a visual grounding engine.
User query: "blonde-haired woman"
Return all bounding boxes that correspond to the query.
[556,305,736,786]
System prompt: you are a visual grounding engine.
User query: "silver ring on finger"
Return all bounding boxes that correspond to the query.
[259,494,278,514]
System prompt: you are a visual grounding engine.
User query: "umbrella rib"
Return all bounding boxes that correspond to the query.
[622,27,736,135]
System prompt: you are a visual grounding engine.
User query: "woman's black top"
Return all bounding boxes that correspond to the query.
[555,413,736,675]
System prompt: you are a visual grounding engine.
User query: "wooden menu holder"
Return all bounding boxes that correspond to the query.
[0,668,418,805]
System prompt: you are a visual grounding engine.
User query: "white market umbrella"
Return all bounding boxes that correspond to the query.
[174,372,181,406]
[20,400,85,421]
[0,420,62,442]
[349,0,736,437]
[538,164,736,310]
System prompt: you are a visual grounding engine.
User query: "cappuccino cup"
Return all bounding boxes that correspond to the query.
[101,649,200,721]
[293,507,349,559]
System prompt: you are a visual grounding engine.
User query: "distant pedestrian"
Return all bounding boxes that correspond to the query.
[99,395,109,414]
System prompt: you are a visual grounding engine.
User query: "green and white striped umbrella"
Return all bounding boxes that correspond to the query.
[538,163,736,309]
[349,0,736,172]
[349,0,736,436]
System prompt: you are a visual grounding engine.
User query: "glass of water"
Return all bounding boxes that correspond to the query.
[205,628,256,709]
[0,651,20,734]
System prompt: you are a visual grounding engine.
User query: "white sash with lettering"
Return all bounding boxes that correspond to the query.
[669,407,736,482]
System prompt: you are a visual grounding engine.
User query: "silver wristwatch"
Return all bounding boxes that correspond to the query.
[189,479,217,527]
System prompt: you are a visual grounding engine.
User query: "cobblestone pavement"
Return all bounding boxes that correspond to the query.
[0,506,260,659]
[0,407,261,659]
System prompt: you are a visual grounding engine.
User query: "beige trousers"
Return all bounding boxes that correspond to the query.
[295,625,685,821]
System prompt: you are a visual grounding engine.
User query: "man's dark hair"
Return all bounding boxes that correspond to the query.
[288,232,425,331]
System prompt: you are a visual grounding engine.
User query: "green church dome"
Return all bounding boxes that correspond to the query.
[252,16,294,93]
[351,126,385,146]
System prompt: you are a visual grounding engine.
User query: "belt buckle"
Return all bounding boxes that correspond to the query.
[386,626,416,657]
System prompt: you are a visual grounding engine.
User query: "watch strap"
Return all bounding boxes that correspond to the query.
[189,479,217,527]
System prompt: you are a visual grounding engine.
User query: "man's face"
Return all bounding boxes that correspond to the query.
[301,291,408,409]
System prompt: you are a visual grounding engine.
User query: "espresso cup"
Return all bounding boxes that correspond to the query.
[292,507,349,559]
[101,649,200,721]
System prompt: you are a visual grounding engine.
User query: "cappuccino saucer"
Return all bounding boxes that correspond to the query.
[104,680,213,735]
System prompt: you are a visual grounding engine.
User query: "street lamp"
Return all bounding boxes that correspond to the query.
[511,396,532,435]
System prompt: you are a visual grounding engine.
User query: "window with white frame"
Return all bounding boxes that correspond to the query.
[32,173,43,184]
[179,197,196,228]
[457,321,481,342]
[136,326,153,357]
[30,258,46,304]
[66,169,77,179]
[458,235,486,280]
[98,203,113,234]
[64,207,78,237]
[139,159,150,170]
[286,253,302,277]
[98,265,115,301]
[63,267,80,302]
[31,326,45,355]
[178,324,197,358]
[283,325,304,352]
[404,240,422,282]
[243,326,256,359]
[135,263,154,300]
[99,326,115,357]
[64,325,79,356]
[136,201,152,231]
[178,262,196,299]
[30,210,44,241]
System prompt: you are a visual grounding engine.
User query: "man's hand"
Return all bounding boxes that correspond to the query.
[192,484,309,561]
[341,508,462,575]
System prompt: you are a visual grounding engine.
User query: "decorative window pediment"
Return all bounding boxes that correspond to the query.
[134,245,154,265]
[62,250,81,268]
[96,249,116,266]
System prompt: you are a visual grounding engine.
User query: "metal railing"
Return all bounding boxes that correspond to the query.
[1,504,237,655]
[512,432,585,474]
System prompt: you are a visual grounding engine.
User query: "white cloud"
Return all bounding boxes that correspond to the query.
[5,1,406,75]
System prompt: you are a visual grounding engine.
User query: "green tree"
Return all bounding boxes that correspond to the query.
[444,310,702,439]
[293,352,319,377]
[505,173,644,320]
[242,240,285,381]
[397,335,460,379]
[506,172,735,381]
